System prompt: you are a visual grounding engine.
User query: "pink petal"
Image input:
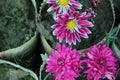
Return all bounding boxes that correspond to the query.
[63,12,69,18]
[79,20,94,27]
[51,24,61,28]
[78,28,89,38]
[56,43,61,50]
[53,29,62,36]
[53,30,58,35]
[105,73,113,80]
[46,0,56,3]
[90,45,99,54]
[72,33,77,45]
[82,28,92,34]
[55,15,68,25]
[47,4,59,12]
[67,33,73,45]
[53,28,63,36]
[85,51,93,59]
[56,8,60,14]
[94,74,101,80]
[66,30,71,44]
[58,29,66,42]
[70,0,82,9]
[73,11,79,18]
[56,25,65,31]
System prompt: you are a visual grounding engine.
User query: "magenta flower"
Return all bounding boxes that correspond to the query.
[46,43,82,80]
[46,0,82,14]
[52,11,94,45]
[83,43,118,80]
[82,8,96,20]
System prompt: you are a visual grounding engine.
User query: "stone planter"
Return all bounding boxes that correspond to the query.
[39,0,115,54]
[0,59,38,80]
[0,0,38,60]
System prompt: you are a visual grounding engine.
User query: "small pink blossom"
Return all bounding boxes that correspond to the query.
[46,43,82,80]
[82,8,96,20]
[46,0,82,14]
[52,11,94,45]
[83,43,118,80]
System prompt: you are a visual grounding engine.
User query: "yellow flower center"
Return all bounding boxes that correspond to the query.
[66,20,76,29]
[58,0,68,6]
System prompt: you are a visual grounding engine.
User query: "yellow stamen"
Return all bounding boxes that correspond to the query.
[66,20,76,29]
[58,0,68,6]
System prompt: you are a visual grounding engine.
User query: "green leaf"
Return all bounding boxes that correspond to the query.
[39,53,49,80]
[112,42,120,59]
[40,53,48,62]
[105,27,118,46]
[44,73,51,80]
[115,69,120,80]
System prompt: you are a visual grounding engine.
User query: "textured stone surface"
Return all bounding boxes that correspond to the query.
[0,61,35,80]
[0,0,35,51]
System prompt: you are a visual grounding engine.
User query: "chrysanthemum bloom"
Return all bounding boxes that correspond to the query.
[46,43,82,80]
[46,0,82,14]
[52,11,94,45]
[83,43,118,80]
[82,8,96,20]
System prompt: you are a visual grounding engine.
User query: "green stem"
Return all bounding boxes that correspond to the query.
[39,60,46,80]
[115,24,120,37]
[44,73,51,80]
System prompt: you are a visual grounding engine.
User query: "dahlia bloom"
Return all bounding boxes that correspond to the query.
[52,11,94,45]
[46,0,82,14]
[46,43,82,80]
[83,43,118,80]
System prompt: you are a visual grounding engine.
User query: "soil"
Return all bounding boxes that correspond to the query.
[0,0,35,51]
[0,0,42,78]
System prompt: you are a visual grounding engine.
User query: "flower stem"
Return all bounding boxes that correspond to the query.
[44,73,51,80]
[115,24,120,37]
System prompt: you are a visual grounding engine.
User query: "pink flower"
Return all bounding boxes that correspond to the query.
[46,0,82,14]
[82,8,96,20]
[46,43,82,80]
[83,43,118,80]
[52,11,94,45]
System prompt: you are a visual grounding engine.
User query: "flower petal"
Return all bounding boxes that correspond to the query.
[47,4,59,12]
[58,29,66,42]
[46,0,56,3]
[78,28,89,38]
[82,28,92,34]
[51,24,61,28]
[79,20,94,27]
[70,0,82,9]
[55,15,68,25]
